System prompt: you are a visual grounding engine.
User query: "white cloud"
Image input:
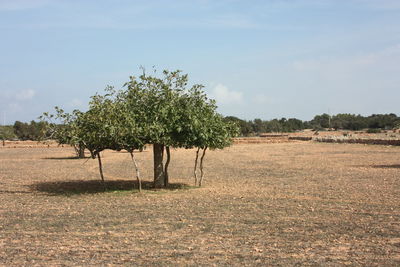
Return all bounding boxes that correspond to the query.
[15,89,35,101]
[211,84,243,105]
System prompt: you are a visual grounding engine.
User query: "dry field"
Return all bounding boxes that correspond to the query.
[289,129,400,140]
[0,141,399,266]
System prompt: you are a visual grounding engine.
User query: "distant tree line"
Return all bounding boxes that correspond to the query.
[224,113,400,136]
[310,113,400,131]
[224,117,305,135]
[7,121,49,141]
[0,121,49,141]
[2,113,400,141]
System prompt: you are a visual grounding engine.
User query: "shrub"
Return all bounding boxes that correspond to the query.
[366,128,381,133]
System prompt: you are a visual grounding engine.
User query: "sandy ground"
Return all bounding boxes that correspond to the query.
[0,142,399,266]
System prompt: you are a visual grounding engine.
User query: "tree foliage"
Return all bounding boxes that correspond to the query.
[123,69,238,187]
[0,126,16,140]
[12,120,48,141]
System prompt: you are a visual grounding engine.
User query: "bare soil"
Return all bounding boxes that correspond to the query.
[0,142,399,266]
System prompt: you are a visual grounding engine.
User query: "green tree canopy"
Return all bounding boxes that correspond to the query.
[123,69,238,187]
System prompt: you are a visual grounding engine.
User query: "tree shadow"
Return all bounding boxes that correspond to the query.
[30,179,192,195]
[371,164,400,169]
[0,190,32,194]
[113,150,149,154]
[43,156,89,160]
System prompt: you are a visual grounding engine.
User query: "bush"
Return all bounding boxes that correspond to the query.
[366,128,381,133]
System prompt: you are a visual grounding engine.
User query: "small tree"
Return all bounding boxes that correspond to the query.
[172,84,239,186]
[123,70,188,187]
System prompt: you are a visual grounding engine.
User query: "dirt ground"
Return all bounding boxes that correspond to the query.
[0,141,399,266]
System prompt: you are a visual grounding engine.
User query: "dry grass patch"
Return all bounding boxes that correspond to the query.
[0,143,399,265]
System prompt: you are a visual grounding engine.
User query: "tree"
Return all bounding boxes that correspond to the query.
[123,69,238,187]
[328,114,368,130]
[224,116,252,136]
[310,113,331,129]
[252,118,266,134]
[285,118,304,132]
[171,85,239,186]
[194,114,238,186]
[367,113,399,129]
[265,119,282,132]
[0,125,16,146]
[123,70,183,187]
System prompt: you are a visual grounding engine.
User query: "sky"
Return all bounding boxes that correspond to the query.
[0,0,399,124]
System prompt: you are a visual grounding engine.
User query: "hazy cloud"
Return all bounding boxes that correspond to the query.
[8,102,22,113]
[15,89,35,101]
[356,0,400,10]
[0,0,51,11]
[0,0,262,30]
[291,44,400,73]
[211,84,243,105]
[205,14,259,29]
[291,59,321,71]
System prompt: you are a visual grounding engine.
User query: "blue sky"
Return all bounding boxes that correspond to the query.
[1,0,399,123]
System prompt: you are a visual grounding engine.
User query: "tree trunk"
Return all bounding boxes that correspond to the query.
[74,144,85,158]
[193,147,200,186]
[153,143,165,187]
[130,151,142,192]
[199,147,208,187]
[78,145,85,158]
[97,152,106,191]
[164,146,171,186]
